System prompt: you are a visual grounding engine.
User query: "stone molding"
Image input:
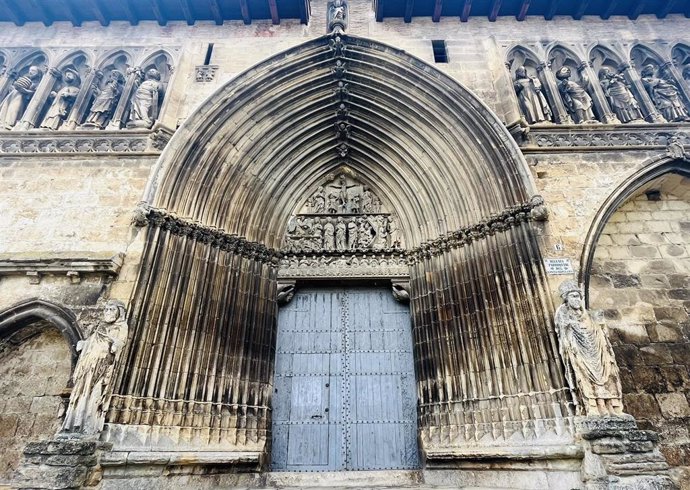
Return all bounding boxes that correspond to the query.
[519,124,690,152]
[0,255,123,284]
[0,127,172,155]
[140,208,282,263]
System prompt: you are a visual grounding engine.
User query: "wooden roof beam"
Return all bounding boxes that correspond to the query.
[573,0,590,20]
[0,0,26,25]
[121,0,138,25]
[63,0,83,26]
[517,0,531,20]
[545,0,560,20]
[404,0,414,23]
[460,0,472,22]
[375,0,384,21]
[89,0,109,26]
[601,0,619,19]
[657,0,677,18]
[239,0,251,24]
[25,0,51,26]
[149,0,167,25]
[488,0,502,22]
[178,0,194,25]
[432,0,442,22]
[268,0,279,24]
[629,0,646,19]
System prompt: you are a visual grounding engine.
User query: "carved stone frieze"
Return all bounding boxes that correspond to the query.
[521,124,690,151]
[0,129,172,155]
[278,252,409,279]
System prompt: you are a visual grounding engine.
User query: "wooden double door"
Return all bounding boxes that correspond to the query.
[271,287,419,471]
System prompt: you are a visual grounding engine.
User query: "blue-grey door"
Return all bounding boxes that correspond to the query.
[271,287,419,471]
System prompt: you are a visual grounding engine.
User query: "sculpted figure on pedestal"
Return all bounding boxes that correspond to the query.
[83,70,124,129]
[327,0,348,34]
[40,68,81,130]
[556,67,597,124]
[0,65,42,129]
[127,68,164,129]
[641,64,690,122]
[599,68,643,123]
[513,66,552,124]
[554,280,623,417]
[60,300,129,436]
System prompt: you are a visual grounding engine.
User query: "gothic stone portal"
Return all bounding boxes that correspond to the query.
[271,287,419,471]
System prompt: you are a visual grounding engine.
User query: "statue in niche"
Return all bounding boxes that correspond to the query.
[83,70,125,129]
[361,187,373,213]
[327,0,348,34]
[40,68,81,130]
[60,300,129,436]
[327,192,338,214]
[335,217,346,250]
[311,186,327,213]
[598,68,643,123]
[641,64,690,122]
[127,68,164,129]
[0,65,43,130]
[323,218,335,250]
[347,219,357,249]
[513,65,552,124]
[554,280,623,417]
[556,67,597,124]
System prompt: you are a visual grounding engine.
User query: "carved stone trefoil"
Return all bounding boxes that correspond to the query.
[554,280,624,418]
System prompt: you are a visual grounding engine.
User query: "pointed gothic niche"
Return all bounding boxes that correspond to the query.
[672,43,690,90]
[283,171,403,253]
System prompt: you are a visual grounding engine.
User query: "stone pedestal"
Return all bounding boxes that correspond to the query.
[577,415,677,490]
[13,439,112,489]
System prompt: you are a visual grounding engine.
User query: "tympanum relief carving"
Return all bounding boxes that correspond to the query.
[283,174,403,253]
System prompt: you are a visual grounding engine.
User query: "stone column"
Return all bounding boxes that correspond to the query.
[662,60,690,111]
[106,67,141,130]
[620,62,665,123]
[537,61,573,124]
[15,67,60,131]
[0,69,16,103]
[63,69,103,130]
[578,61,619,124]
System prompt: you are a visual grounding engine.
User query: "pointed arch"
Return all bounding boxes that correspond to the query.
[580,155,690,306]
[0,298,83,370]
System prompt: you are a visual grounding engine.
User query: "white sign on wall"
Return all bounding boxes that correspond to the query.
[544,258,574,275]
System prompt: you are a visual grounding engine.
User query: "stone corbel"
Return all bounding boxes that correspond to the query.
[391,281,410,304]
[578,61,619,124]
[15,67,60,131]
[66,271,81,284]
[277,281,296,305]
[26,271,41,284]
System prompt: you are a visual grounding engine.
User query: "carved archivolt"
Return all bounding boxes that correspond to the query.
[506,41,690,126]
[0,47,176,132]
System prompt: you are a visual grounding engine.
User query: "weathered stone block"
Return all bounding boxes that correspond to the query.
[647,324,684,343]
[623,393,662,420]
[640,345,674,365]
[656,393,690,419]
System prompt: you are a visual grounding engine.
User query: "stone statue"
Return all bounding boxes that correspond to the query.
[40,68,81,130]
[327,192,338,214]
[311,186,326,213]
[641,64,690,122]
[347,219,357,249]
[554,280,623,417]
[83,70,124,129]
[327,0,348,34]
[0,65,43,130]
[556,67,596,124]
[323,219,335,250]
[127,68,164,129]
[513,66,552,124]
[357,217,374,248]
[335,217,347,250]
[361,187,373,213]
[599,68,643,123]
[60,300,129,436]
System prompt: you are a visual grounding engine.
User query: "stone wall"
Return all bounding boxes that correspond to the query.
[0,327,71,483]
[589,173,690,488]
